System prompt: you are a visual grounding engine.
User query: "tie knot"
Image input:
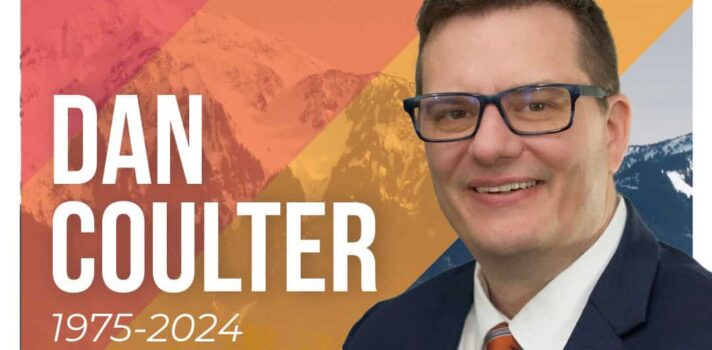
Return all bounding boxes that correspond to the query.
[484,322,522,350]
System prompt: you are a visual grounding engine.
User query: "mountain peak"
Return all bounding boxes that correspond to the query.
[621,133,691,173]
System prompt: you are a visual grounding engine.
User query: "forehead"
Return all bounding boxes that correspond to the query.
[421,4,588,94]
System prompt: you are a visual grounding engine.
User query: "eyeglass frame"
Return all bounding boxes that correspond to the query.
[402,83,610,143]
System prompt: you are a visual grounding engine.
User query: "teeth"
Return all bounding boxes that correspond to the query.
[475,181,537,194]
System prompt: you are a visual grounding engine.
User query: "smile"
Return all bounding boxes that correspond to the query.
[473,180,539,194]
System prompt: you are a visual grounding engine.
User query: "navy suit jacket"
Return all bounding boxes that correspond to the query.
[344,201,712,349]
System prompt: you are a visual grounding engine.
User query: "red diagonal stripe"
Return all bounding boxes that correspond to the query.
[21,0,208,185]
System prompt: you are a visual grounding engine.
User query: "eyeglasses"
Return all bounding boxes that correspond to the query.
[402,83,609,142]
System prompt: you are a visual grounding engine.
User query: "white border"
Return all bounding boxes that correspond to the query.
[0,3,707,349]
[0,0,21,347]
[693,1,712,270]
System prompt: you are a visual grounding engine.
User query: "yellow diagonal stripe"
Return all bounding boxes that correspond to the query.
[599,0,691,73]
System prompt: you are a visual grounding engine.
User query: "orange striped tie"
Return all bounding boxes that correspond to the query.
[484,322,522,350]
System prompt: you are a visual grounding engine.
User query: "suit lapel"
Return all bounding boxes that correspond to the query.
[565,199,661,349]
[565,302,627,350]
[420,261,475,350]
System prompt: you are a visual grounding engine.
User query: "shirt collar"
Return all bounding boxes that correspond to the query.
[473,196,627,350]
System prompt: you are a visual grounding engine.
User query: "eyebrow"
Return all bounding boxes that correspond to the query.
[452,80,560,95]
[426,79,580,95]
[506,79,559,89]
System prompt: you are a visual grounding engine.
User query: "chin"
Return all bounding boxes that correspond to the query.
[461,221,546,258]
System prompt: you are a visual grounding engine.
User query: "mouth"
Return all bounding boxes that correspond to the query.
[472,180,541,194]
[467,179,544,206]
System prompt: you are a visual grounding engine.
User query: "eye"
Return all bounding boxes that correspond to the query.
[441,109,469,119]
[528,102,547,112]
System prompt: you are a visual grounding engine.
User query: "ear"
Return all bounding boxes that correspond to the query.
[605,94,632,174]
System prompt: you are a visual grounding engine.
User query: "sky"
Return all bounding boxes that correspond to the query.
[622,9,692,145]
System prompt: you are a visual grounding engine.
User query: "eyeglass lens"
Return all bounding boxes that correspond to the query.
[415,86,573,140]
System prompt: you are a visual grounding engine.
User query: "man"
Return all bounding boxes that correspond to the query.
[344,1,712,349]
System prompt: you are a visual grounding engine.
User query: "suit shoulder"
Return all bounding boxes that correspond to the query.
[343,261,475,349]
[625,243,712,347]
[656,242,712,294]
[649,243,712,326]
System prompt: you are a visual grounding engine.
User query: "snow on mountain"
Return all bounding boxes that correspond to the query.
[620,133,692,173]
[22,9,374,226]
[148,10,377,175]
[666,171,693,198]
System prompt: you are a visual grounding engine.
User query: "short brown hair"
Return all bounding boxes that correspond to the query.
[415,0,619,98]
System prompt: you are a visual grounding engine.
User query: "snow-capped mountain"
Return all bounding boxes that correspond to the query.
[415,133,693,286]
[21,8,375,224]
[615,133,692,252]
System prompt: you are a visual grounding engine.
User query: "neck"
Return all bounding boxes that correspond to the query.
[477,186,619,319]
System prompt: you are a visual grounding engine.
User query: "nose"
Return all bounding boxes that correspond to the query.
[467,104,524,165]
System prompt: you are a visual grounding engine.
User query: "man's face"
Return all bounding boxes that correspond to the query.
[420,5,625,258]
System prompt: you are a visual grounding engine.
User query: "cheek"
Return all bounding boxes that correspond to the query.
[526,133,579,175]
[535,115,609,178]
[532,124,610,218]
[424,143,467,184]
[527,134,600,205]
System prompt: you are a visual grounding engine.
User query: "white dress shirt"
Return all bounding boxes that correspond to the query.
[457,197,627,350]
